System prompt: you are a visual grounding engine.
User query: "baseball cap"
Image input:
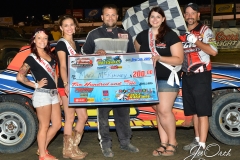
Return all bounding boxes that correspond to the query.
[184,3,199,12]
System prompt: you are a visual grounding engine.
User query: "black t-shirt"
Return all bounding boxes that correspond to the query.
[55,40,81,88]
[24,56,57,89]
[136,29,181,80]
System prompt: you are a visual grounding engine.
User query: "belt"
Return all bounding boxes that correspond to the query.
[35,88,58,96]
[184,71,205,76]
[185,72,195,76]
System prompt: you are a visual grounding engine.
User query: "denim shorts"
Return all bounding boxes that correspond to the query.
[32,89,59,108]
[157,80,179,92]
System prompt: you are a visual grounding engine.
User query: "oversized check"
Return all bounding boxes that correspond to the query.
[68,53,159,106]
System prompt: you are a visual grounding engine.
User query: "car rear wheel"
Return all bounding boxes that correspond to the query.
[209,93,240,145]
[0,102,38,153]
[3,51,17,69]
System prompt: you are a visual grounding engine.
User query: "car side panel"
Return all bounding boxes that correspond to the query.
[2,43,240,130]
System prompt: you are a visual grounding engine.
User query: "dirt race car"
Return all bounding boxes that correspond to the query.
[0,40,240,153]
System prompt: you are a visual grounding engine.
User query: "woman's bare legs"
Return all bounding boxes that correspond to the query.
[36,104,52,157]
[61,95,88,157]
[44,102,62,150]
[152,92,178,155]
[152,104,168,154]
[61,96,75,135]
[75,108,88,132]
[61,96,88,134]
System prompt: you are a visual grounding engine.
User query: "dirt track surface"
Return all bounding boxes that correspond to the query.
[0,128,239,160]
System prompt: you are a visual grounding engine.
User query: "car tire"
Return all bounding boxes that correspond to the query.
[0,94,33,108]
[3,51,17,69]
[0,102,38,153]
[209,93,240,145]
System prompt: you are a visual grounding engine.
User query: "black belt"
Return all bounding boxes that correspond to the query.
[185,72,195,76]
[184,71,206,76]
[184,70,210,76]
[35,88,58,96]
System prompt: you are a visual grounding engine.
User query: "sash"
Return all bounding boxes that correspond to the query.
[29,53,55,81]
[58,38,77,55]
[148,28,181,86]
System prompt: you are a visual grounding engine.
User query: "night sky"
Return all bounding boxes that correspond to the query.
[0,0,234,23]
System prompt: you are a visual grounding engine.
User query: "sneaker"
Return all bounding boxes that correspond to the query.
[102,148,114,157]
[190,145,204,159]
[120,143,139,152]
[183,138,199,151]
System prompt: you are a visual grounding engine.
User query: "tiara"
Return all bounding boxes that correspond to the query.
[33,31,44,37]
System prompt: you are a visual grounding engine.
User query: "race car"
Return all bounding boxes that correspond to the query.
[0,39,240,154]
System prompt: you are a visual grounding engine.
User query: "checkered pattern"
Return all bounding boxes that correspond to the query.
[122,0,187,41]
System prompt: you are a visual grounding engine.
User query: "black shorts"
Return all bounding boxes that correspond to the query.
[182,71,212,117]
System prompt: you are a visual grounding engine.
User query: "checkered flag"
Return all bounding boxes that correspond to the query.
[122,0,187,41]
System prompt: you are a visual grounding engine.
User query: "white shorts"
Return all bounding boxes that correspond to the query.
[32,89,59,108]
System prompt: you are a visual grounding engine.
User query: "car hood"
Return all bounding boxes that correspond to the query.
[212,62,240,89]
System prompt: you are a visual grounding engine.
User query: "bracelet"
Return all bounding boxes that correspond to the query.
[63,82,68,87]
[34,82,39,89]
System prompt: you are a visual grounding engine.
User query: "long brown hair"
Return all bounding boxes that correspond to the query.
[30,28,56,62]
[148,6,171,43]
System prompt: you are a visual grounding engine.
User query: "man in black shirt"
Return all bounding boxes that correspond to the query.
[82,4,139,158]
